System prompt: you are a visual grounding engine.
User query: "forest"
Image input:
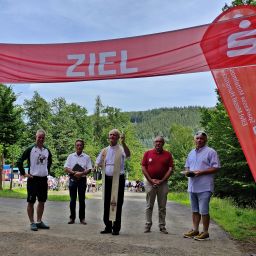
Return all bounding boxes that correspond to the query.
[0,83,255,207]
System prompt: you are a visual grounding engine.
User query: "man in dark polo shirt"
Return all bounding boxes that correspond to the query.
[141,136,173,234]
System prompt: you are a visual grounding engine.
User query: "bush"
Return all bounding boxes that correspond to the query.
[168,173,187,192]
[215,177,256,208]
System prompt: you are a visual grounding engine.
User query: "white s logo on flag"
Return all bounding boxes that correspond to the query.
[227,20,256,57]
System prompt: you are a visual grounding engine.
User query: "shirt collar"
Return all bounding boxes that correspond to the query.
[153,148,164,154]
[110,144,119,149]
[75,152,85,157]
[195,145,207,152]
[35,145,45,150]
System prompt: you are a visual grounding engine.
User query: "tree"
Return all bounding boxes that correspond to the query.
[0,84,23,153]
[201,92,255,206]
[121,124,145,181]
[6,144,21,190]
[23,91,52,145]
[0,144,3,190]
[92,95,104,143]
[127,107,203,148]
[223,0,256,10]
[167,124,194,191]
[50,98,93,176]
[0,84,23,189]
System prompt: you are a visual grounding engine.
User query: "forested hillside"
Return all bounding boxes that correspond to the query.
[127,107,205,147]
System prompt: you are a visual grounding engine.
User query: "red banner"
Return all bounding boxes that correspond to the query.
[201,6,256,181]
[0,26,209,83]
[1,6,256,181]
[0,13,255,83]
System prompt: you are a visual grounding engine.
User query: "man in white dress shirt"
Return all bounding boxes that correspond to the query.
[64,139,92,225]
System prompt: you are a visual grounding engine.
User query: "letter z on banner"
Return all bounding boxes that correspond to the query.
[201,6,256,181]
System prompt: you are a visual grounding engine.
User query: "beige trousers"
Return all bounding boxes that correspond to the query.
[144,180,169,229]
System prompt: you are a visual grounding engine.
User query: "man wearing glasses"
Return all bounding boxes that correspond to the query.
[96,129,130,236]
[142,136,173,234]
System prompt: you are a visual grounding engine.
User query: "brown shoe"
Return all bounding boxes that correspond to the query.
[194,232,210,241]
[183,229,199,238]
[68,219,75,224]
[80,220,87,225]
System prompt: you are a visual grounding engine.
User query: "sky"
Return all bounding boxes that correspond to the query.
[1,0,232,114]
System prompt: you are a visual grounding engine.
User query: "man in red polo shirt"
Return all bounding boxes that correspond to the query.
[141,136,173,234]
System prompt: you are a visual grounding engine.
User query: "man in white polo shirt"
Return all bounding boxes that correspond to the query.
[64,139,92,225]
[17,129,52,231]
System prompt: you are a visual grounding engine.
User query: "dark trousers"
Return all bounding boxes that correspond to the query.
[69,178,87,220]
[104,174,125,232]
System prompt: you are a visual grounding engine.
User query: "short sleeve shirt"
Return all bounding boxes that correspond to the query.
[185,146,220,193]
[64,152,92,177]
[141,149,173,179]
[30,146,50,177]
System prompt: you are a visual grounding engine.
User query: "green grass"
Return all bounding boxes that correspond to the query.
[0,188,71,201]
[168,192,256,242]
[0,187,27,199]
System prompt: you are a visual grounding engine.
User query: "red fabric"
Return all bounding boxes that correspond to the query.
[201,6,256,181]
[1,10,256,85]
[141,149,173,180]
[0,6,256,181]
[0,25,208,83]
[1,13,256,83]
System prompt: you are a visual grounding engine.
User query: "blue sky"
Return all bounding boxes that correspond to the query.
[1,0,231,114]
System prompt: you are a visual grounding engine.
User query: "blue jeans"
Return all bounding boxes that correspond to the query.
[189,191,212,215]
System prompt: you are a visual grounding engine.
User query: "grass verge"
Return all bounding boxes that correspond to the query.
[0,188,71,201]
[168,192,256,242]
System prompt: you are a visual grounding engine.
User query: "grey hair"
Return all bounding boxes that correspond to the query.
[36,129,46,136]
[195,131,207,138]
[109,129,120,138]
[154,135,165,143]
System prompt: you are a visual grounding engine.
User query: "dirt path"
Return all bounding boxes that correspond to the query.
[0,191,247,256]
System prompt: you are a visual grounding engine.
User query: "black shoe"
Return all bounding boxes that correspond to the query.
[80,219,87,225]
[68,219,75,224]
[112,231,119,235]
[36,221,50,229]
[100,229,112,234]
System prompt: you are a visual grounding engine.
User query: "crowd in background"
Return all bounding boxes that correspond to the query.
[11,174,145,193]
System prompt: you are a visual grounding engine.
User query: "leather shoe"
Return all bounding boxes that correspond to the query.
[68,219,75,224]
[144,227,151,233]
[160,228,168,234]
[80,220,87,225]
[100,229,112,234]
[112,231,119,235]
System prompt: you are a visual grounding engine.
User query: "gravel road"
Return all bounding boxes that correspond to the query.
[0,191,249,256]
